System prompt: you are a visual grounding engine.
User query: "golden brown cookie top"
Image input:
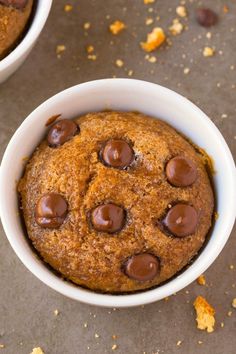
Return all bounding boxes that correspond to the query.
[18,111,214,293]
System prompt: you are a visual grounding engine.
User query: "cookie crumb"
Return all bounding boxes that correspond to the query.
[228,311,232,317]
[223,5,229,13]
[183,67,190,74]
[220,322,224,328]
[56,45,66,57]
[206,32,212,39]
[146,18,154,25]
[176,6,187,17]
[112,335,118,340]
[176,340,182,346]
[84,22,91,30]
[64,4,73,12]
[169,19,184,35]
[232,298,236,308]
[115,59,124,67]
[0,344,5,349]
[203,47,214,57]
[109,20,126,35]
[146,55,157,63]
[95,333,100,338]
[144,0,155,4]
[30,348,44,354]
[198,341,203,345]
[197,274,206,286]
[84,323,88,328]
[86,45,94,53]
[54,309,59,316]
[141,27,166,52]
[193,296,215,333]
[229,264,234,270]
[112,344,118,350]
[128,70,133,76]
[88,54,97,61]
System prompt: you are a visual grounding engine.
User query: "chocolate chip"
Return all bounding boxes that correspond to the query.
[196,8,218,27]
[166,156,197,187]
[101,139,134,169]
[91,203,126,233]
[47,119,79,147]
[35,193,68,228]
[163,204,198,237]
[123,254,160,281]
[0,0,28,9]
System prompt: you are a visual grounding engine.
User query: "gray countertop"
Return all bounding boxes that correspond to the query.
[0,1,235,353]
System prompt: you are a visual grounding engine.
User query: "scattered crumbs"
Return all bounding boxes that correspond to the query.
[30,348,44,354]
[144,0,155,4]
[64,4,73,12]
[176,6,187,17]
[220,322,224,328]
[88,54,97,61]
[203,47,214,57]
[128,70,133,76]
[146,18,154,25]
[112,344,118,350]
[206,32,212,39]
[0,344,5,349]
[141,27,166,52]
[197,274,206,286]
[183,67,190,74]
[84,323,88,328]
[229,264,234,270]
[112,335,118,340]
[198,341,203,345]
[95,333,100,338]
[54,309,59,316]
[56,45,66,57]
[232,298,236,308]
[86,45,94,53]
[223,5,229,13]
[176,340,182,346]
[193,296,215,333]
[109,20,126,35]
[169,19,184,35]
[115,59,124,67]
[84,22,91,30]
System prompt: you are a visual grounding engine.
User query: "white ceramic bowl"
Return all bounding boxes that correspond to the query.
[0,0,52,83]
[0,79,235,307]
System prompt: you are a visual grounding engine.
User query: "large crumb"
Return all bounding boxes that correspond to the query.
[176,6,187,17]
[203,47,215,57]
[197,274,206,286]
[30,348,44,354]
[194,296,215,333]
[141,27,166,52]
[109,21,126,35]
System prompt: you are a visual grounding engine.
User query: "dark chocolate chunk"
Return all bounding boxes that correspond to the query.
[101,139,134,169]
[124,254,160,281]
[47,119,79,147]
[196,8,218,27]
[166,156,197,187]
[35,193,68,228]
[163,204,198,237]
[91,203,126,233]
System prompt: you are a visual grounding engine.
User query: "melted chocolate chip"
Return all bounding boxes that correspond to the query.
[124,254,160,281]
[196,8,218,27]
[166,156,197,187]
[47,119,79,147]
[91,203,126,233]
[101,139,134,169]
[163,204,198,237]
[35,193,68,228]
[0,0,28,9]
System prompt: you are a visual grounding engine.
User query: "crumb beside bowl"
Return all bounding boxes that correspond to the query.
[0,79,235,307]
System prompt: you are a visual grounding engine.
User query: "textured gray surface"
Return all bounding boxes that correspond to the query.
[0,1,236,353]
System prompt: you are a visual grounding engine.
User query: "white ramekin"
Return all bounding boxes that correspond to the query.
[0,0,52,83]
[0,79,235,307]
